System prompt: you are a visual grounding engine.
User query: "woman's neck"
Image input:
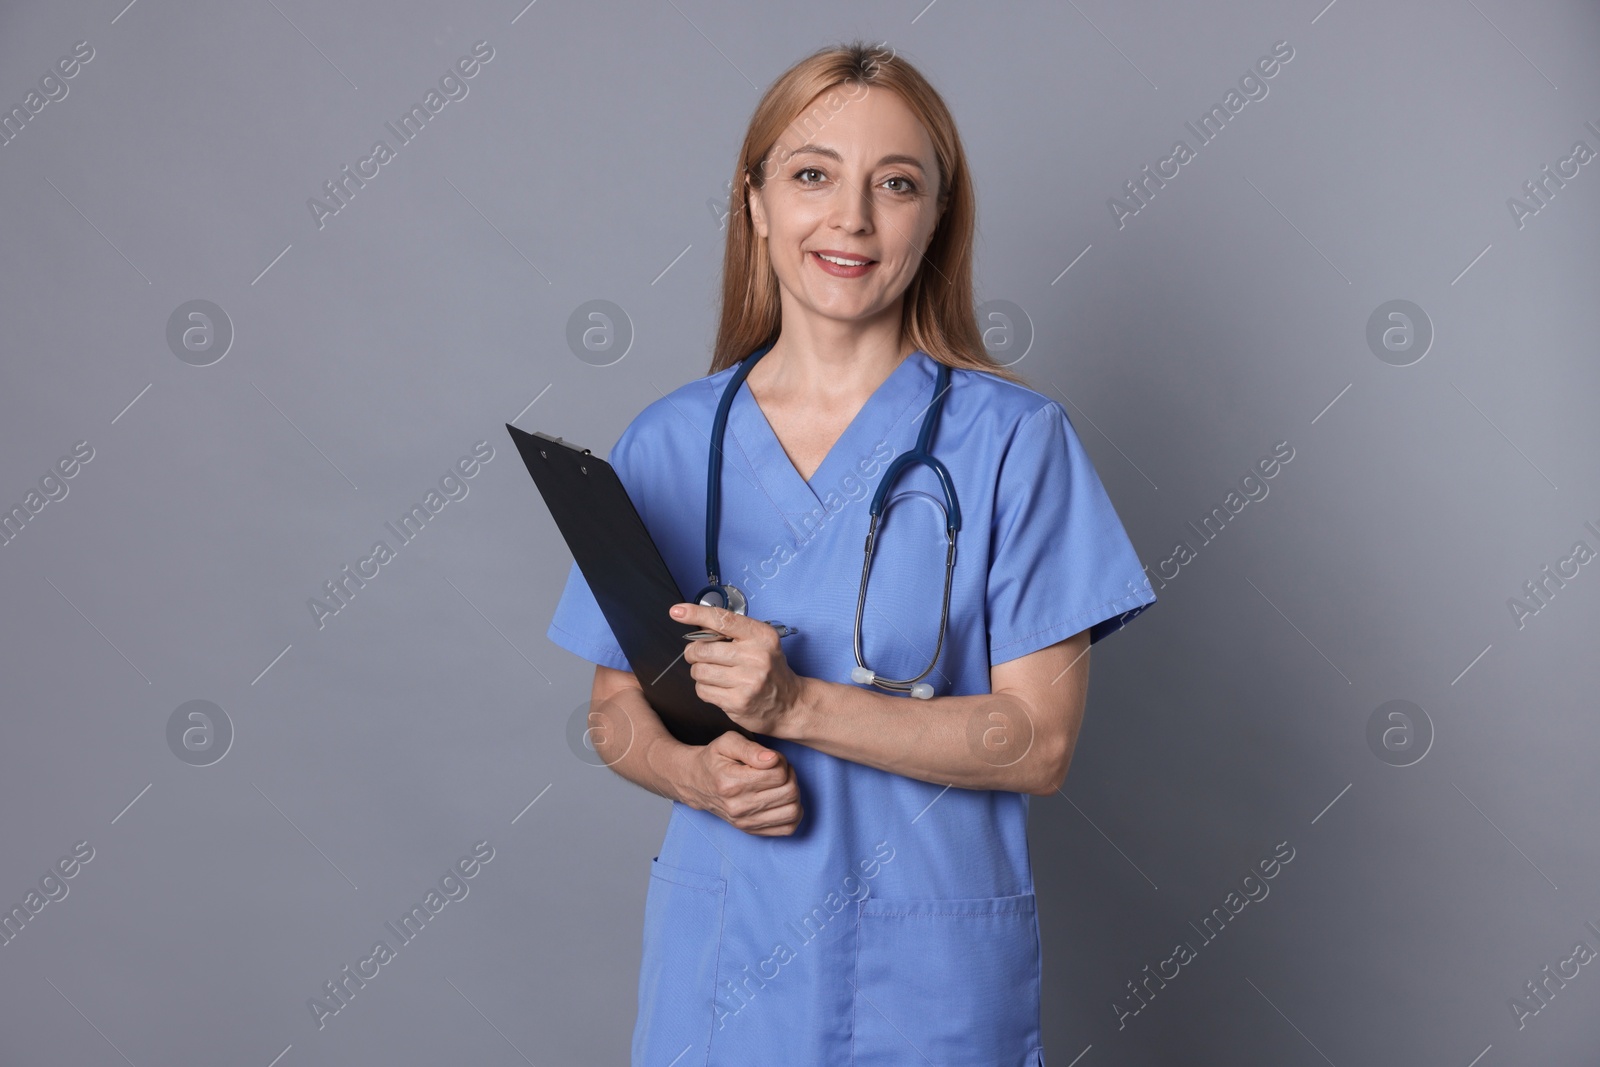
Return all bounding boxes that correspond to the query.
[752,308,915,409]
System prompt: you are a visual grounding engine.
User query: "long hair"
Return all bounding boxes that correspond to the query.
[709,41,1027,385]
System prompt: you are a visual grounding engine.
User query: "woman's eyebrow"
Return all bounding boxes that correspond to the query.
[787,143,841,161]
[872,153,927,171]
[786,143,927,171]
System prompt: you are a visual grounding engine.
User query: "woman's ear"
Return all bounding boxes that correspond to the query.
[745,174,768,239]
[924,196,947,252]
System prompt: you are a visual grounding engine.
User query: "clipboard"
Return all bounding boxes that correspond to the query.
[507,424,755,747]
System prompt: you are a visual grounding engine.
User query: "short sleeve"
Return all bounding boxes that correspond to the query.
[985,402,1157,664]
[547,561,631,671]
[544,430,636,672]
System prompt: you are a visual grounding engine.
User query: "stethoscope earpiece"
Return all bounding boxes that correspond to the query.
[850,666,934,700]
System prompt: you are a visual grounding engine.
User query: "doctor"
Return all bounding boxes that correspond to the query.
[547,41,1156,1066]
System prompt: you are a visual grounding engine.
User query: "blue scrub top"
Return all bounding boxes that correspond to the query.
[548,350,1156,1066]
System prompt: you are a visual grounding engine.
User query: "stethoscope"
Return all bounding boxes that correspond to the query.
[693,343,961,700]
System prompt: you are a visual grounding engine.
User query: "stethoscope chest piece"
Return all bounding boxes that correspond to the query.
[694,581,747,617]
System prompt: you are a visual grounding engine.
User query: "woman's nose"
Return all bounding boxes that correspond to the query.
[827,176,874,233]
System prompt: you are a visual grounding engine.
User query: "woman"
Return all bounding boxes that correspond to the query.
[547,41,1156,1066]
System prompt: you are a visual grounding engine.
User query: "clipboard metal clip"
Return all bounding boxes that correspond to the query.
[530,431,592,459]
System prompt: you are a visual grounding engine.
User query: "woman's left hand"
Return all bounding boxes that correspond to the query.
[672,602,805,737]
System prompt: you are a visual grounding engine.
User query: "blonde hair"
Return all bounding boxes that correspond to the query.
[709,40,1027,385]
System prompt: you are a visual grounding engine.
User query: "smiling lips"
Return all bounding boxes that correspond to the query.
[810,249,877,278]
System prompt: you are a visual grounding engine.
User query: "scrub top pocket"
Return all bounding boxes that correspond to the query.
[851,891,1043,1067]
[632,857,726,1067]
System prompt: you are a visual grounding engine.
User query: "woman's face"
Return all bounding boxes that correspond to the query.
[747,85,943,334]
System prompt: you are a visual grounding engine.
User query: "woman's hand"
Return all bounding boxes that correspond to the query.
[676,731,804,836]
[672,602,807,737]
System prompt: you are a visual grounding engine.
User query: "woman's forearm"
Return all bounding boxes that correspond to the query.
[777,679,1069,795]
[589,684,694,803]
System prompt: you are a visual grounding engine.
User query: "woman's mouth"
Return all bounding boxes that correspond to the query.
[810,250,877,278]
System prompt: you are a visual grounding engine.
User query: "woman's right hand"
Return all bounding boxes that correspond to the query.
[674,732,803,836]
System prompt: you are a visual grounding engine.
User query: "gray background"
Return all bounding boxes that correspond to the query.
[2,0,1597,1063]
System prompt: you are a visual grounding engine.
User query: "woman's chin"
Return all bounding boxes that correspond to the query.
[782,290,894,326]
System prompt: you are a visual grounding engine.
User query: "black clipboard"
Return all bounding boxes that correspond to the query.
[507,424,754,747]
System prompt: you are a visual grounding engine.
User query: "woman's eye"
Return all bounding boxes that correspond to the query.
[883,176,917,193]
[796,167,825,184]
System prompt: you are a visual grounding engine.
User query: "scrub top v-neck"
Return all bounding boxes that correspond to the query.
[548,350,1157,1066]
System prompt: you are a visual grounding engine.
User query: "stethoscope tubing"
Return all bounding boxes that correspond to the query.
[696,345,959,698]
